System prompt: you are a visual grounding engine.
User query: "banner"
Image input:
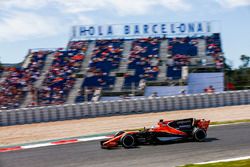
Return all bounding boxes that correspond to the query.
[71,21,219,40]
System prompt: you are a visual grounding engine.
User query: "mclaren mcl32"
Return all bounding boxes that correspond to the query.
[101,118,210,149]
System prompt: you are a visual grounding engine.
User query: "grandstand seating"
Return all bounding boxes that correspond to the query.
[75,39,123,103]
[166,66,182,80]
[125,38,160,88]
[168,37,198,56]
[75,88,95,103]
[82,39,123,89]
[37,41,88,106]
[0,51,51,109]
[0,34,224,109]
[0,66,3,76]
[206,33,222,56]
[206,33,223,68]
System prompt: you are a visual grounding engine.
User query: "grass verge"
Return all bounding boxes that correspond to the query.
[180,159,250,167]
[210,119,250,125]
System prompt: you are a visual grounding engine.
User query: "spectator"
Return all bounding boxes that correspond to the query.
[204,85,215,93]
[180,89,186,95]
[149,92,158,98]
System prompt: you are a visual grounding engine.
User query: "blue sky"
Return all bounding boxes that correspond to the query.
[0,0,249,68]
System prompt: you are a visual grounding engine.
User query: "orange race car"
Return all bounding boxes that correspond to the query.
[101,118,210,149]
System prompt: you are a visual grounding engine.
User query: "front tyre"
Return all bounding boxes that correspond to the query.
[193,128,207,142]
[120,134,136,148]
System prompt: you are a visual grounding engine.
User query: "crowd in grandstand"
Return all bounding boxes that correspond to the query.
[0,51,50,109]
[36,42,88,106]
[84,39,122,87]
[75,88,95,103]
[0,34,223,110]
[206,34,224,68]
[125,38,160,88]
[75,39,123,103]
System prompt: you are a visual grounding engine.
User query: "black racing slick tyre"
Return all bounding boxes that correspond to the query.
[193,128,207,142]
[120,134,136,148]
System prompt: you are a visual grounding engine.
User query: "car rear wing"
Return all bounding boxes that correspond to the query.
[195,119,210,131]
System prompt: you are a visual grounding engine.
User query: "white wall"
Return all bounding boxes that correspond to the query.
[188,73,224,94]
[144,86,188,97]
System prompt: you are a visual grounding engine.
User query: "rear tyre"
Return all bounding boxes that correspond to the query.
[120,134,135,148]
[193,128,207,142]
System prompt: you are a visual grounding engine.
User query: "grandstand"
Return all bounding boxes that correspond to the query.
[0,22,224,110]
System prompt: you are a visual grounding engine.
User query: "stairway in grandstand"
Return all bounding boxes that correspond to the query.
[34,52,55,88]
[157,39,168,81]
[22,51,33,69]
[113,77,124,92]
[79,41,96,75]
[0,71,9,83]
[66,41,96,104]
[21,51,55,107]
[118,40,132,73]
[198,39,206,57]
[197,38,215,66]
[20,52,35,108]
[113,40,132,91]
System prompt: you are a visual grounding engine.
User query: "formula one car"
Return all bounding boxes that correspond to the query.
[101,118,210,149]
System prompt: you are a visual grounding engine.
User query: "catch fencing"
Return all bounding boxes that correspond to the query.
[0,90,250,126]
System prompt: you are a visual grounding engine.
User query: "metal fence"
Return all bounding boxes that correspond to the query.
[0,90,250,126]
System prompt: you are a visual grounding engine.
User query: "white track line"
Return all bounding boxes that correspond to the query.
[196,156,250,164]
[22,143,54,149]
[0,136,110,152]
[78,136,110,142]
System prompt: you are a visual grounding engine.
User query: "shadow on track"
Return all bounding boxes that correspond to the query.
[100,137,219,150]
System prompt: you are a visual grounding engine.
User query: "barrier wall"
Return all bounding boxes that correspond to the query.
[188,72,224,94]
[144,86,188,97]
[0,90,250,126]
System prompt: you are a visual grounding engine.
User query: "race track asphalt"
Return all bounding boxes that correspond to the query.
[1,123,250,167]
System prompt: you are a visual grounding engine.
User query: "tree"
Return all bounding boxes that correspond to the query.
[225,55,250,90]
[239,54,250,68]
[224,57,232,71]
